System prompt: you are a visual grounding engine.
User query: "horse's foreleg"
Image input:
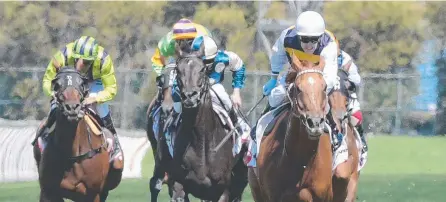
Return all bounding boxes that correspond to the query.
[171,182,186,202]
[332,162,351,202]
[297,188,313,202]
[93,193,101,202]
[248,168,266,202]
[150,152,168,202]
[216,189,230,202]
[100,190,109,202]
[345,171,360,202]
[149,176,163,202]
[39,190,63,202]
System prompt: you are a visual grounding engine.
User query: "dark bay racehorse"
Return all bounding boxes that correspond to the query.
[156,41,248,202]
[33,66,122,202]
[146,90,172,202]
[248,54,333,202]
[329,69,360,202]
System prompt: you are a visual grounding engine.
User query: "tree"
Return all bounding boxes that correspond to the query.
[323,2,427,133]
[424,2,446,135]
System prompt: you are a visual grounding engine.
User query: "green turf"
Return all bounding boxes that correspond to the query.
[1,135,445,202]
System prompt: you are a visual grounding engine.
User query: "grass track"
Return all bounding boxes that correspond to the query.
[1,135,445,202]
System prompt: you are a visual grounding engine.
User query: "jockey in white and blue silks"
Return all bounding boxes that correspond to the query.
[262,10,339,124]
[246,11,341,168]
[173,35,252,153]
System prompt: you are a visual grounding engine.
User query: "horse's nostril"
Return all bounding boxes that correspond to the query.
[307,118,314,128]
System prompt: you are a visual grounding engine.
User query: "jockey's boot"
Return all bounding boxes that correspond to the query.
[356,124,368,152]
[102,113,124,170]
[229,107,251,144]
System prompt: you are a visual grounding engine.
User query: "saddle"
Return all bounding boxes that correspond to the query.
[83,108,105,136]
[262,103,291,137]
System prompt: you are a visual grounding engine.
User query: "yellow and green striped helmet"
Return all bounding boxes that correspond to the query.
[72,36,99,60]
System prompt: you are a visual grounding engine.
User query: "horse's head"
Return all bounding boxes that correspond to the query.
[175,41,208,108]
[51,66,89,122]
[328,69,350,124]
[286,54,327,138]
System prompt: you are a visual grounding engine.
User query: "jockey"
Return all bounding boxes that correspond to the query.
[336,44,368,152]
[261,11,340,134]
[190,35,251,145]
[38,36,123,167]
[151,18,212,117]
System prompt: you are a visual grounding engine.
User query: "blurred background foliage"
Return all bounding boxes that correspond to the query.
[0,1,445,134]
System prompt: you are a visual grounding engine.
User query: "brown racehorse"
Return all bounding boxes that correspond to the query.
[329,69,360,202]
[248,54,333,202]
[33,66,122,202]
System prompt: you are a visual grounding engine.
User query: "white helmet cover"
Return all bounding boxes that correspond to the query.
[296,11,326,36]
[192,35,218,60]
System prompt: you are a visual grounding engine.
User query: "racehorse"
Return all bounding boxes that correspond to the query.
[329,69,360,202]
[33,66,122,202]
[146,90,173,202]
[158,41,248,202]
[248,53,333,202]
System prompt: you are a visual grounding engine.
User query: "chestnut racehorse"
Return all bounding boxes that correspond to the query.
[248,54,333,202]
[329,69,360,202]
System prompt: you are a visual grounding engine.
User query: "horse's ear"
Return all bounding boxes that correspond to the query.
[195,42,205,57]
[175,42,185,58]
[290,53,303,71]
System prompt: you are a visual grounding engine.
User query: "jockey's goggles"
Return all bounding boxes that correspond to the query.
[300,36,321,44]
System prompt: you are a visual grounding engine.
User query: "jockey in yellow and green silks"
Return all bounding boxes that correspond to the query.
[37,36,123,166]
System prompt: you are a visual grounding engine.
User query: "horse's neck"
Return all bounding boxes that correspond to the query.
[285,115,319,160]
[180,92,217,153]
[54,112,79,155]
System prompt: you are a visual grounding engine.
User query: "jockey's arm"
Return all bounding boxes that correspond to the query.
[95,56,118,103]
[151,32,176,76]
[348,61,361,86]
[42,48,67,97]
[224,51,246,90]
[342,52,361,86]
[151,47,166,77]
[320,41,339,94]
[270,29,289,78]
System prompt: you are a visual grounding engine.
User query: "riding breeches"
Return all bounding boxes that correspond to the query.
[87,80,110,118]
